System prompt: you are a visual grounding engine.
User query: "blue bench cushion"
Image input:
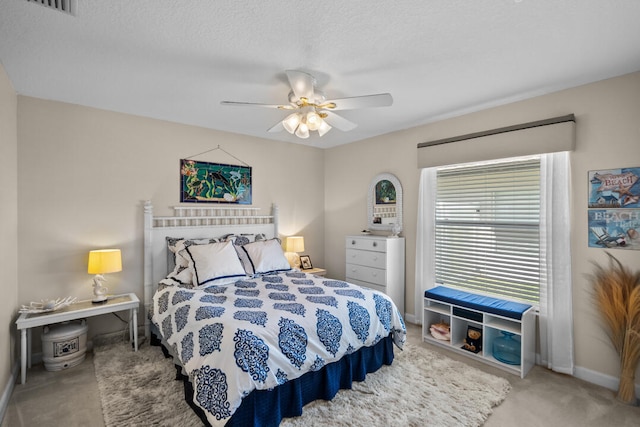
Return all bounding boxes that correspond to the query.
[424,286,532,320]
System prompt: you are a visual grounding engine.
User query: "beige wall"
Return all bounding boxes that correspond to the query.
[325,71,640,385]
[0,64,18,404]
[16,97,325,348]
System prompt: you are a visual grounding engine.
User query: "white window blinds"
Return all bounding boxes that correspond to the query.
[435,157,541,304]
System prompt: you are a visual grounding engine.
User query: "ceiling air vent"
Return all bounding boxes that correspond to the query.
[26,0,77,16]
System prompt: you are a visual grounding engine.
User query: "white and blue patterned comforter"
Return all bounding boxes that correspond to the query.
[151,270,406,427]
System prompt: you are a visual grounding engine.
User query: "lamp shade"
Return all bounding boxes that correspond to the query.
[282,113,301,134]
[317,120,332,137]
[306,111,321,131]
[88,249,122,274]
[285,236,305,253]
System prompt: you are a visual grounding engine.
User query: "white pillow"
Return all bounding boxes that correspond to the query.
[168,238,219,269]
[161,238,216,288]
[183,240,246,287]
[241,239,292,275]
[222,233,269,276]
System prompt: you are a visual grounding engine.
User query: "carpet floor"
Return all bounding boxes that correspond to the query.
[93,341,511,427]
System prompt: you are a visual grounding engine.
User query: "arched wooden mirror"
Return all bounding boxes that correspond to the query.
[367,173,403,235]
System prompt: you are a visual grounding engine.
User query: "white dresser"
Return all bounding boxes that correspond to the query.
[345,235,405,315]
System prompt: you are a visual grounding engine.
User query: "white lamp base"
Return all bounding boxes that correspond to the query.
[92,294,108,304]
[92,275,109,304]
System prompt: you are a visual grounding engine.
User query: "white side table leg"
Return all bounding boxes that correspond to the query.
[20,329,27,384]
[133,308,138,351]
[129,309,133,345]
[27,329,32,368]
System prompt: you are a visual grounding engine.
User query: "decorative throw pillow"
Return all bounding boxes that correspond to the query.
[241,239,291,275]
[183,240,246,287]
[162,237,223,288]
[166,237,220,270]
[222,233,268,276]
[160,263,194,288]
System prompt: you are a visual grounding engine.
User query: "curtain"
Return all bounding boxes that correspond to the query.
[414,167,437,320]
[538,151,574,374]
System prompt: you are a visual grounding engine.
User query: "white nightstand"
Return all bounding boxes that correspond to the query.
[16,293,139,384]
[303,267,327,277]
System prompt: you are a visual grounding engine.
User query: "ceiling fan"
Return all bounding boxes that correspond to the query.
[221,70,393,139]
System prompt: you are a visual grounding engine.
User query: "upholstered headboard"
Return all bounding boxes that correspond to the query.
[142,201,279,337]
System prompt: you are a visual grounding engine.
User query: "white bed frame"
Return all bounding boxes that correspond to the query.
[143,201,279,338]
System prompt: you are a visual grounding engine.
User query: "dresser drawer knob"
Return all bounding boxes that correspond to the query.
[372,256,378,261]
[372,242,377,247]
[351,240,356,245]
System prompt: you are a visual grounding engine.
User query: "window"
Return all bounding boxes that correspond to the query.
[435,156,541,304]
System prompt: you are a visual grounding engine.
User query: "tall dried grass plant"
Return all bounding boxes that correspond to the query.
[590,252,640,405]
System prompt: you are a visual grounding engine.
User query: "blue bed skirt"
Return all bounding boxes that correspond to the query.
[153,333,395,426]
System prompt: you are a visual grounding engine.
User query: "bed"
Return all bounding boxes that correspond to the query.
[143,202,406,426]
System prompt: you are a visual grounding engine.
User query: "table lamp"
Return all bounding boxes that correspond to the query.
[87,249,122,303]
[285,236,305,269]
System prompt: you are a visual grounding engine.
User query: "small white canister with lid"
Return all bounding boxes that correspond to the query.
[42,319,88,371]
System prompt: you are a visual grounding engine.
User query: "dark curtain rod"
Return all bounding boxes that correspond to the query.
[418,114,575,148]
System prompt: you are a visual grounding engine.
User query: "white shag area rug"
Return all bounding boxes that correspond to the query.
[94,341,511,427]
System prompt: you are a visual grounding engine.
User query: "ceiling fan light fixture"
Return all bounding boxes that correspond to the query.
[282,113,301,134]
[295,122,310,139]
[317,120,332,137]
[306,111,321,131]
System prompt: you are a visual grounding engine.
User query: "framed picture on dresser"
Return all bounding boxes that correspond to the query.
[299,255,313,270]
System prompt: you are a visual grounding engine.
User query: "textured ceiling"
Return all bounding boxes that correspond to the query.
[1,0,640,148]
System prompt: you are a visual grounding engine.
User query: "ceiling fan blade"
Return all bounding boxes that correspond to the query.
[267,121,284,133]
[221,101,294,110]
[322,111,358,132]
[322,93,393,111]
[286,70,315,101]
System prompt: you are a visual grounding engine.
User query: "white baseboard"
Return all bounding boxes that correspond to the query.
[404,313,418,324]
[0,362,19,425]
[574,365,640,396]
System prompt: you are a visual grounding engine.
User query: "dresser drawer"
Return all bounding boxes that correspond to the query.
[345,263,386,287]
[346,248,386,269]
[345,237,386,252]
[348,277,386,294]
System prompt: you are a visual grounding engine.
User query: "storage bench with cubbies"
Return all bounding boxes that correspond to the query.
[422,286,535,378]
